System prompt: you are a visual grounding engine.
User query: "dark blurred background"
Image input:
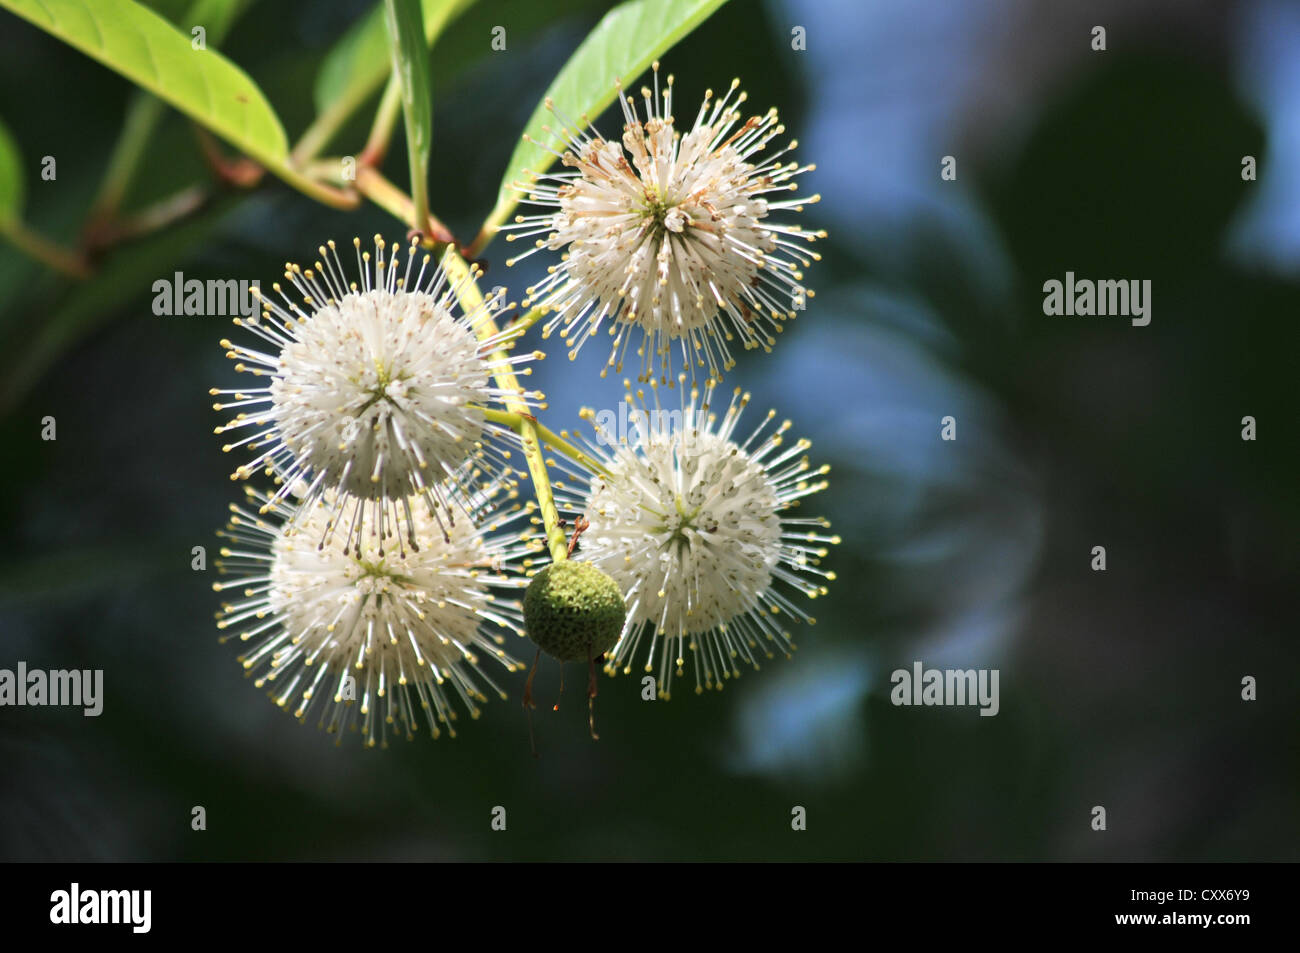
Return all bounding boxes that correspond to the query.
[0,0,1296,861]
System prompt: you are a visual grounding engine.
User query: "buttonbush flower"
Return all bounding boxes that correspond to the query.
[213,236,541,554]
[554,377,837,698]
[213,483,532,746]
[504,63,823,385]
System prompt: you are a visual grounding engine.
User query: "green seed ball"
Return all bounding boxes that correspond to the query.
[524,560,627,663]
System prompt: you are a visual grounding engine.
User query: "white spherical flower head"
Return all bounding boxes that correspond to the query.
[214,485,533,747]
[505,62,824,385]
[271,287,486,501]
[559,377,838,698]
[214,235,542,553]
[590,426,778,630]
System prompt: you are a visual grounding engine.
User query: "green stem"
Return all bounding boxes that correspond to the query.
[302,158,352,186]
[291,96,359,167]
[442,251,569,563]
[533,420,613,482]
[465,222,494,260]
[382,0,431,237]
[290,0,470,166]
[360,79,403,166]
[353,171,569,562]
[270,161,362,210]
[196,122,361,209]
[0,219,90,278]
[83,185,208,250]
[479,407,613,481]
[86,93,166,227]
[355,167,454,244]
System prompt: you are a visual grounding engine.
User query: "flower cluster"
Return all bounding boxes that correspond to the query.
[213,237,543,746]
[211,67,834,746]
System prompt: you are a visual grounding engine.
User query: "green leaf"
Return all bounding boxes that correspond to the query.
[0,0,288,169]
[90,0,253,219]
[383,0,434,225]
[175,0,248,39]
[314,0,473,119]
[136,0,194,20]
[480,0,730,242]
[0,115,22,223]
